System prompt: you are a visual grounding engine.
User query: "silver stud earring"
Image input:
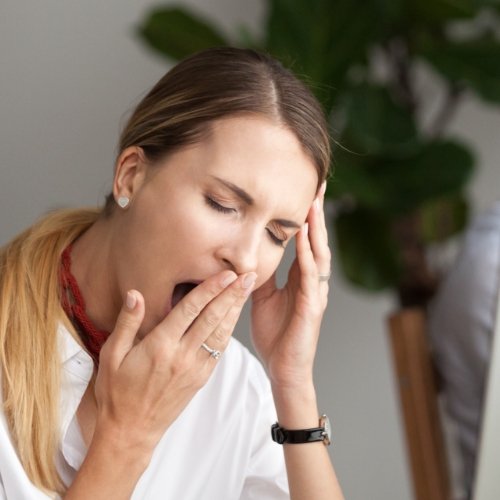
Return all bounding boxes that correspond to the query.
[117,196,130,209]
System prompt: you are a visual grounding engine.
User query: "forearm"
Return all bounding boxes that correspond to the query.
[64,425,153,500]
[272,384,344,500]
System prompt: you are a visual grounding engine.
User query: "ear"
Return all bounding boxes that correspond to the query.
[112,146,148,206]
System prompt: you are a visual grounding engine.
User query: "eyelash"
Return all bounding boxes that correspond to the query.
[205,195,235,214]
[266,229,286,248]
[204,196,286,248]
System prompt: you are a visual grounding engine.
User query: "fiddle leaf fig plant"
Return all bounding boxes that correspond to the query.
[136,0,500,307]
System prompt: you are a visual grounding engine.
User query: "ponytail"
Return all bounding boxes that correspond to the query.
[0,208,100,494]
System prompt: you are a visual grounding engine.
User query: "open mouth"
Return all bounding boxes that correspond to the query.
[171,282,199,309]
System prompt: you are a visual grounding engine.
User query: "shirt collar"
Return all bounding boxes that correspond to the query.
[57,323,94,382]
[57,323,84,363]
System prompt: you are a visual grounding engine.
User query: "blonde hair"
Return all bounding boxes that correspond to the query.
[0,209,100,494]
[0,47,331,494]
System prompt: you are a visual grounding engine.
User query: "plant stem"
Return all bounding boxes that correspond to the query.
[386,37,417,113]
[428,84,464,138]
[392,213,438,308]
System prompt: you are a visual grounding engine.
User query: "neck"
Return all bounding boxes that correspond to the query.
[70,217,121,334]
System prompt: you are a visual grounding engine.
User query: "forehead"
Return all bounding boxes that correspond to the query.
[197,116,318,212]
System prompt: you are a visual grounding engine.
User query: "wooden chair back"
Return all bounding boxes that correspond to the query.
[388,308,451,500]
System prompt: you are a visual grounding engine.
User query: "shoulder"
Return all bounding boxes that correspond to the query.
[470,201,500,234]
[457,202,500,266]
[431,202,500,314]
[428,203,500,376]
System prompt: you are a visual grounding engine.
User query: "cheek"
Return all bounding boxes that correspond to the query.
[166,206,234,259]
[255,250,284,289]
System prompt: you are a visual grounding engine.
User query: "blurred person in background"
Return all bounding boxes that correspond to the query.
[428,202,500,499]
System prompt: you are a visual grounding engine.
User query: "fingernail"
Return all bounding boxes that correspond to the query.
[126,291,137,310]
[303,222,309,236]
[242,272,257,289]
[221,272,237,288]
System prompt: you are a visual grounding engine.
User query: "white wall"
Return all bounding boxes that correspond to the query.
[2,1,499,499]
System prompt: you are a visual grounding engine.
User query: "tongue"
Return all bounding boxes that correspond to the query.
[172,282,198,309]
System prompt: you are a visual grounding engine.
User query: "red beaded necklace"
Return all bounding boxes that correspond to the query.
[60,244,110,365]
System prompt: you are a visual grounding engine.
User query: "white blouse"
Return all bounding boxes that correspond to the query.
[0,325,289,499]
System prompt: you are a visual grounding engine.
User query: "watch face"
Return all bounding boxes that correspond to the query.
[320,414,331,445]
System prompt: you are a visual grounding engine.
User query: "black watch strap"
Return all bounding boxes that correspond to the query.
[271,424,325,444]
[271,415,331,445]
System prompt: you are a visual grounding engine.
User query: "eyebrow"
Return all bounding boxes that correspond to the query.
[211,176,254,205]
[210,175,301,229]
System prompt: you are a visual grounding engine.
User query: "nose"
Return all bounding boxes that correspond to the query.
[215,226,260,275]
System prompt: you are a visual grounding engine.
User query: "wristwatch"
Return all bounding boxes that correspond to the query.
[271,414,331,446]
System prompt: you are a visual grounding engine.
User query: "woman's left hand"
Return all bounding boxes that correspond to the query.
[251,183,331,391]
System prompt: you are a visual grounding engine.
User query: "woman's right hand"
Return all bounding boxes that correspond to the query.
[93,269,256,456]
[65,270,255,499]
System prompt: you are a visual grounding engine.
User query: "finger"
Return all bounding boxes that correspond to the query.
[318,181,328,238]
[308,198,331,275]
[156,270,238,341]
[251,271,277,304]
[196,286,250,363]
[295,223,318,298]
[182,272,257,351]
[101,290,145,368]
[319,180,327,199]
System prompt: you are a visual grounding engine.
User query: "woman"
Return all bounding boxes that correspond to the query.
[0,47,343,499]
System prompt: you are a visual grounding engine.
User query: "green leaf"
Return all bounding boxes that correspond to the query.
[474,0,500,10]
[264,0,382,106]
[370,0,407,23]
[332,139,474,213]
[341,84,419,156]
[419,37,500,103]
[235,25,262,51]
[334,208,400,290]
[137,7,229,62]
[407,0,478,22]
[418,194,469,242]
[368,139,474,213]
[329,144,385,205]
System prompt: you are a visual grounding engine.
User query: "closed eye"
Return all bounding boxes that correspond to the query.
[206,195,286,247]
[205,195,235,214]
[266,228,286,248]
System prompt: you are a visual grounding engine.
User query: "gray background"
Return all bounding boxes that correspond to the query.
[2,1,500,499]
